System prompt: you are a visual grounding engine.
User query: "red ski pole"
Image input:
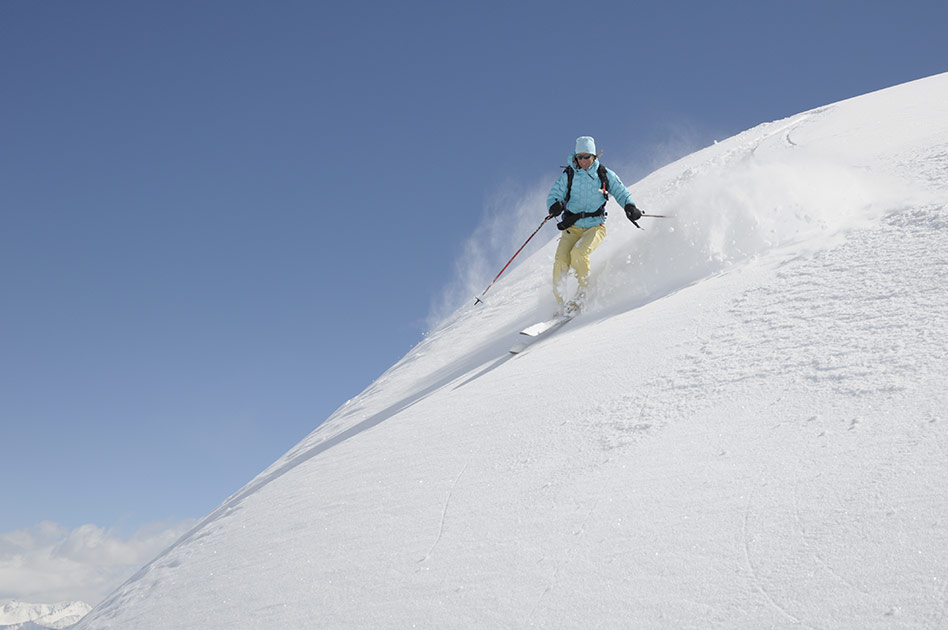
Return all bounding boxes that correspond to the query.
[474,215,552,305]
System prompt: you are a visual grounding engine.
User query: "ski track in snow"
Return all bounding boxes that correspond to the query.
[740,480,819,630]
[419,458,472,564]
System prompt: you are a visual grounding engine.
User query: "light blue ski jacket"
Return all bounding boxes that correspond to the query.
[546,155,635,229]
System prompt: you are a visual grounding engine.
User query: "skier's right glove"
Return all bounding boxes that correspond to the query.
[548,201,565,218]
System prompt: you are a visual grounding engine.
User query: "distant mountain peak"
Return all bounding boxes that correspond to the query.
[0,601,92,630]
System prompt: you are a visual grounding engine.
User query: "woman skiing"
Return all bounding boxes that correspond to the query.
[546,136,642,310]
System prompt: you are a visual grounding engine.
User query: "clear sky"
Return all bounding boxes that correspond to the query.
[1,0,946,596]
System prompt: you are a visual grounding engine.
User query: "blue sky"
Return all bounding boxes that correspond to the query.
[1,0,945,566]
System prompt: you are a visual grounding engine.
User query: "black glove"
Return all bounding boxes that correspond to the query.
[624,203,642,223]
[548,200,565,218]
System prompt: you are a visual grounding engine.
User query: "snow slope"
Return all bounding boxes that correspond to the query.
[76,73,948,629]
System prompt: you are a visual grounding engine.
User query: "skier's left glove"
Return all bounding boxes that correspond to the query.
[624,203,643,228]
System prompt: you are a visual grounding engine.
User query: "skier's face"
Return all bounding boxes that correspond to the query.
[576,153,595,169]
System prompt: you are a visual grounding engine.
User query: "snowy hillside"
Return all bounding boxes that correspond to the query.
[76,73,948,629]
[0,601,91,630]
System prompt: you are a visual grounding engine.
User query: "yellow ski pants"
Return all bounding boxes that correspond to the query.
[552,223,606,303]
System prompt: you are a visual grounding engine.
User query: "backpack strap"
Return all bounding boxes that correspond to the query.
[563,166,575,204]
[557,205,607,230]
[597,163,610,201]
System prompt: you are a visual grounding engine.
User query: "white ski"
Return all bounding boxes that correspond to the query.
[509,313,575,354]
[520,314,574,337]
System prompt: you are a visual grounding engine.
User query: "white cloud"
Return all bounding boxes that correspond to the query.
[0,519,197,605]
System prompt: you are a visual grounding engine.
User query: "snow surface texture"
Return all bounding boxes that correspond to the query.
[0,601,92,630]
[76,74,948,629]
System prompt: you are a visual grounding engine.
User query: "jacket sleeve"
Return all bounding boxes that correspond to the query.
[605,168,634,208]
[547,171,569,209]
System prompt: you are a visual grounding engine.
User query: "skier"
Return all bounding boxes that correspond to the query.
[546,136,642,310]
